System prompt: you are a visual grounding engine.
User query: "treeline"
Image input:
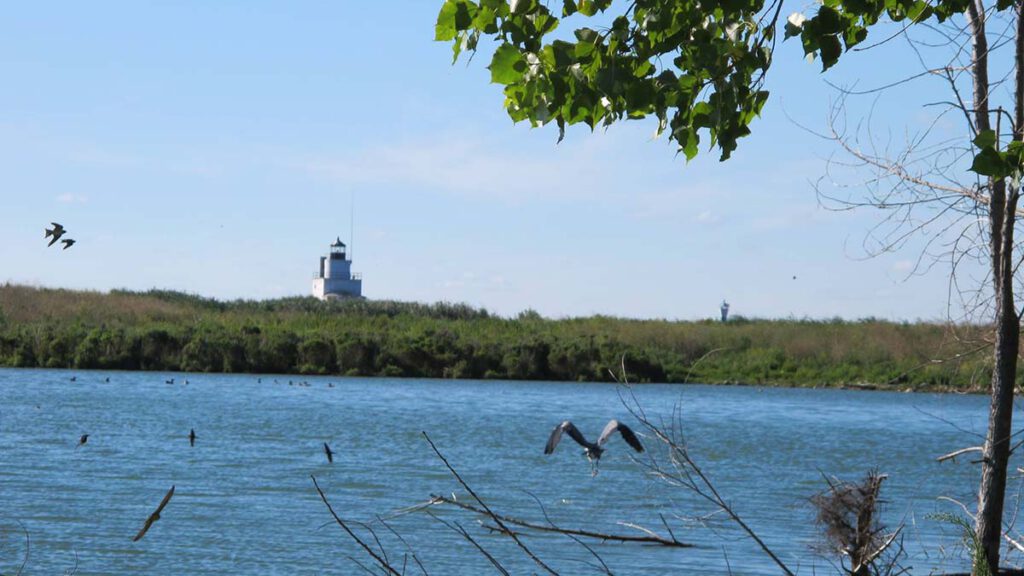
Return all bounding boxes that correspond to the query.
[0,284,996,390]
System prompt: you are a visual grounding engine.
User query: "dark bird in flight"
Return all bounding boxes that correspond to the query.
[76,433,89,448]
[188,428,196,447]
[132,485,175,542]
[323,442,334,464]
[61,238,75,250]
[45,222,65,246]
[545,419,644,475]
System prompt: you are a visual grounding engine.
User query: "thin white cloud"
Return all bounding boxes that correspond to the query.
[56,193,88,204]
[892,259,914,272]
[695,210,720,224]
[289,128,658,204]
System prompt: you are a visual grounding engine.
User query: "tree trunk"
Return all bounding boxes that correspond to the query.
[969,2,1023,574]
[976,189,1019,574]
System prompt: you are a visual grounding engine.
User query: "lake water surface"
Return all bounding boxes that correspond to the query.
[0,368,1015,574]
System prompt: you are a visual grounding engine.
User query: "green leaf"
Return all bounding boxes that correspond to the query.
[510,0,537,15]
[489,43,527,85]
[843,26,868,49]
[435,0,459,41]
[818,35,842,70]
[970,147,1009,178]
[682,129,699,161]
[974,129,997,149]
[784,12,806,38]
[906,1,933,20]
[815,6,843,34]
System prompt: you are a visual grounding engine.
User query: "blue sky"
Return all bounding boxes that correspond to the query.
[0,2,980,320]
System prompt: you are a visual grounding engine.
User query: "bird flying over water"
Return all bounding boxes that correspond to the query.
[60,238,75,250]
[323,442,334,463]
[545,419,644,475]
[189,428,196,447]
[132,485,175,542]
[45,222,65,246]
[76,433,89,448]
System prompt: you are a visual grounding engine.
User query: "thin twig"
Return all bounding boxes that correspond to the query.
[421,432,560,575]
[311,475,402,576]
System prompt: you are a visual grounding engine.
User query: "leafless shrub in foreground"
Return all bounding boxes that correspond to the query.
[811,471,907,576]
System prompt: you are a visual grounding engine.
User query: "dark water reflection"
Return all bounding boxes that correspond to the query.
[0,368,1013,574]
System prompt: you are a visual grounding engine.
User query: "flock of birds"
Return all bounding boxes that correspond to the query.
[45,222,75,250]
[61,373,646,542]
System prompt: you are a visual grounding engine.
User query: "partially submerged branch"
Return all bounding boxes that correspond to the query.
[416,495,692,548]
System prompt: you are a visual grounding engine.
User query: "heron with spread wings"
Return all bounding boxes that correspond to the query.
[133,485,175,542]
[544,419,644,475]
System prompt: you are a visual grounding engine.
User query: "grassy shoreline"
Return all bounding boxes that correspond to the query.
[0,284,997,392]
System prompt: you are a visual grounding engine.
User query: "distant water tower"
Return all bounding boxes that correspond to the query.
[312,237,363,300]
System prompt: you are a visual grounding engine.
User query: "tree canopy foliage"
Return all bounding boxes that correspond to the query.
[435,0,973,161]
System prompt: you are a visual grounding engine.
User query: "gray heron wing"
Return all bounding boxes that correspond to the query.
[598,420,644,452]
[545,421,589,454]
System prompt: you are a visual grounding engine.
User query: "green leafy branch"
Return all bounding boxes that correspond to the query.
[969,129,1024,182]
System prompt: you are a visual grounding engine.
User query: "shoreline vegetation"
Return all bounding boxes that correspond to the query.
[0,284,998,392]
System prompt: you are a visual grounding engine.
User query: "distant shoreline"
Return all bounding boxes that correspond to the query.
[2,364,991,395]
[0,284,996,393]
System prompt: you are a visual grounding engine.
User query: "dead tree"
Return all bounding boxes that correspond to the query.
[811,471,906,576]
[815,4,1024,571]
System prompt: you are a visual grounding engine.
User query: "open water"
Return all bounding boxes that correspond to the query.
[0,368,1015,574]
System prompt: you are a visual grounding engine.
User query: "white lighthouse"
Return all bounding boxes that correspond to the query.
[312,237,363,300]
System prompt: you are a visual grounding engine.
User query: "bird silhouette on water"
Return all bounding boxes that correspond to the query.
[189,428,196,447]
[545,419,644,475]
[165,378,174,384]
[45,222,65,246]
[76,433,89,448]
[61,238,75,250]
[132,485,175,542]
[323,442,334,463]
[69,376,77,382]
